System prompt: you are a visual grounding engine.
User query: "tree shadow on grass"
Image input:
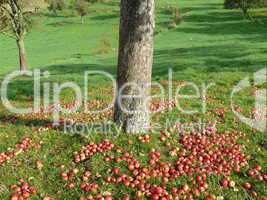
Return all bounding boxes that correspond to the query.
[2,79,35,101]
[42,12,75,18]
[153,44,267,75]
[0,63,117,101]
[154,7,267,75]
[90,13,119,21]
[159,3,222,16]
[42,63,116,75]
[0,113,52,127]
[47,20,80,27]
[178,11,267,39]
[0,113,87,142]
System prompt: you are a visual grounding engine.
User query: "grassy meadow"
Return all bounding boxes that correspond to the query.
[0,0,266,199]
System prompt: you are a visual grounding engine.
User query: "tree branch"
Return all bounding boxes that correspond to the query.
[1,31,16,39]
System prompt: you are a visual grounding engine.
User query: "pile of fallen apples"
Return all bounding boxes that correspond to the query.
[0,137,32,166]
[150,100,177,113]
[74,140,115,163]
[24,100,178,134]
[10,179,37,200]
[3,100,265,199]
[59,124,266,200]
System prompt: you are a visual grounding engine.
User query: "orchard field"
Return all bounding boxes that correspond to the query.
[0,0,266,199]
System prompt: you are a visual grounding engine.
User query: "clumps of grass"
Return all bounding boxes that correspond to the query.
[92,36,113,55]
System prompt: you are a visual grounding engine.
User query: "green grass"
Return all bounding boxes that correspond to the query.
[0,0,266,76]
[0,0,266,199]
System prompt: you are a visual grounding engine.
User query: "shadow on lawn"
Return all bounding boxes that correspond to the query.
[42,12,75,18]
[2,44,266,102]
[0,113,52,127]
[178,11,267,39]
[154,8,267,74]
[153,44,266,75]
[47,21,80,27]
[0,113,87,142]
[42,63,116,75]
[159,3,222,16]
[90,13,119,21]
[1,63,117,101]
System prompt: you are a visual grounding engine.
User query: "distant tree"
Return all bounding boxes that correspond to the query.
[224,0,241,9]
[0,0,35,71]
[47,0,66,15]
[114,0,155,133]
[240,0,254,18]
[74,0,89,23]
[224,0,267,18]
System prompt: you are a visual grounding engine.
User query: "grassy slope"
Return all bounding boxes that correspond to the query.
[0,0,266,199]
[0,0,266,77]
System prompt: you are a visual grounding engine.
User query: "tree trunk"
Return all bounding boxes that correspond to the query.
[114,0,155,133]
[17,37,27,72]
[81,16,84,24]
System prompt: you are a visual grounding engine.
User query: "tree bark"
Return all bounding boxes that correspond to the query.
[114,0,155,133]
[17,37,27,72]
